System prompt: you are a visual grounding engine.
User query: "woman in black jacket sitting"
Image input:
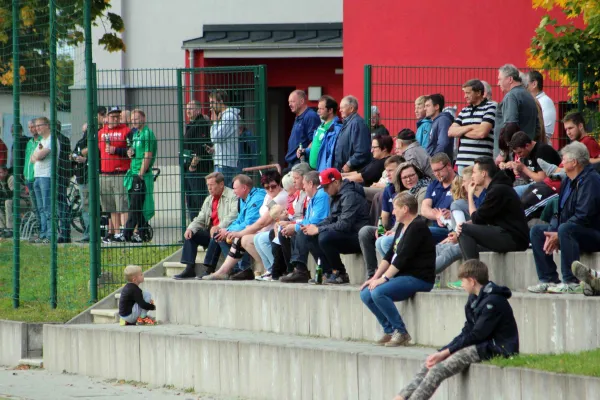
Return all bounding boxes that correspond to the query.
[360,192,436,347]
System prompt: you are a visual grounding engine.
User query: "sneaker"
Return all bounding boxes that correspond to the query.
[547,282,583,294]
[255,273,273,281]
[447,280,462,290]
[130,233,143,243]
[173,264,196,280]
[572,261,600,295]
[230,268,255,281]
[527,282,557,294]
[136,316,157,326]
[119,318,135,326]
[280,269,310,283]
[433,274,441,289]
[375,334,392,346]
[384,330,411,347]
[324,271,350,285]
[112,233,126,243]
[102,234,114,244]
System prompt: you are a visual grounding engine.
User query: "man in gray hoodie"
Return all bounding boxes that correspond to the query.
[425,94,454,160]
[209,90,240,186]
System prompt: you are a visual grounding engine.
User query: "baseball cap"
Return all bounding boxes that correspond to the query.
[371,105,379,115]
[107,106,122,115]
[397,128,416,141]
[319,168,342,186]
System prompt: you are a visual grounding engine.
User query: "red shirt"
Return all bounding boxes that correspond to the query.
[579,136,600,159]
[0,139,7,167]
[211,195,220,227]
[98,124,131,173]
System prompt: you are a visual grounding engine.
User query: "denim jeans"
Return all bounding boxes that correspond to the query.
[531,223,600,283]
[215,165,238,188]
[218,240,251,272]
[254,230,274,272]
[33,177,51,239]
[435,242,462,274]
[376,235,394,258]
[514,182,533,198]
[429,226,449,244]
[360,275,433,334]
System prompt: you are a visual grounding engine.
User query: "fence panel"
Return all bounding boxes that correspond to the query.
[364,65,589,150]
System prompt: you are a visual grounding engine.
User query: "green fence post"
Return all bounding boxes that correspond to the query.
[577,62,584,113]
[364,65,372,124]
[176,70,187,235]
[84,0,98,303]
[12,0,21,309]
[49,0,58,309]
[257,65,268,166]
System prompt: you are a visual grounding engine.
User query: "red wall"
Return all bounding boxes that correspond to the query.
[343,0,557,108]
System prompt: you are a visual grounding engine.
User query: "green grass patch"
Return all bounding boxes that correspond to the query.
[0,242,175,323]
[488,348,600,377]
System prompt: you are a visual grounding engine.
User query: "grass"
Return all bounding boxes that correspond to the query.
[488,349,600,377]
[0,242,175,323]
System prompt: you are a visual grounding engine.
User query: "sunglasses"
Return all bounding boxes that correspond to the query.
[263,183,279,190]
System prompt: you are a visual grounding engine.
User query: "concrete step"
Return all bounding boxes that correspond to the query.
[143,278,600,354]
[90,309,118,324]
[43,323,600,400]
[18,358,43,368]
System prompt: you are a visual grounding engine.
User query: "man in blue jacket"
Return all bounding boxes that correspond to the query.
[333,95,372,172]
[285,90,321,167]
[210,174,266,278]
[425,94,454,160]
[282,168,370,284]
[528,141,600,294]
[396,259,518,400]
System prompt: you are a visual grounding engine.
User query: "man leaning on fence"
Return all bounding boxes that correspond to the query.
[56,121,73,244]
[122,110,157,243]
[209,90,240,186]
[174,172,239,280]
[30,117,52,244]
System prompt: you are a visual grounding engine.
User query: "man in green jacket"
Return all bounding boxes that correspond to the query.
[174,171,239,280]
[121,110,157,243]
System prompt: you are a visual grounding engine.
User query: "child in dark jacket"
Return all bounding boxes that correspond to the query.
[395,259,519,400]
[119,265,156,326]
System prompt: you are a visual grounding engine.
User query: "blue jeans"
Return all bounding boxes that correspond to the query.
[376,235,394,258]
[254,230,274,272]
[514,183,533,198]
[33,177,51,239]
[531,223,600,284]
[218,240,251,273]
[360,275,433,334]
[26,181,40,231]
[429,226,449,244]
[215,165,238,188]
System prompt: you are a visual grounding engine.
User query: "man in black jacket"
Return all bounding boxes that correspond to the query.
[281,168,370,284]
[56,121,73,243]
[457,156,529,260]
[396,259,518,400]
[72,124,90,242]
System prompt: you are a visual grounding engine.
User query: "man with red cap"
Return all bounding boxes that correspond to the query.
[281,167,370,284]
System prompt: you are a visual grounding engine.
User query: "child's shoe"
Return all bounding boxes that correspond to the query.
[136,316,157,326]
[120,318,135,326]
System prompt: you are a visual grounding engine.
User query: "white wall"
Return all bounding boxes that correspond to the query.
[79,0,342,80]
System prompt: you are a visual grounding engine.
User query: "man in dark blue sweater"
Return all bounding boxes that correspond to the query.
[396,259,519,400]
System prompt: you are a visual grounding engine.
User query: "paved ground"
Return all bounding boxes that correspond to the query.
[0,367,232,400]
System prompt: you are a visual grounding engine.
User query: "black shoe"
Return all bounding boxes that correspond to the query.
[280,269,310,283]
[57,237,72,244]
[196,265,216,279]
[2,230,13,238]
[230,268,255,281]
[130,233,143,243]
[173,264,196,280]
[324,271,350,285]
[102,234,114,244]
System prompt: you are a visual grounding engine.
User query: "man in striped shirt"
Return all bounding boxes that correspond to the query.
[449,80,497,175]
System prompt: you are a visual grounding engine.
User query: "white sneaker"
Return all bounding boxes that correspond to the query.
[255,273,272,281]
[547,283,583,294]
[527,282,557,293]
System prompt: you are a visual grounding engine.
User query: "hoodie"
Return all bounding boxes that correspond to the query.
[210,107,240,168]
[416,118,432,149]
[442,282,519,360]
[471,170,530,248]
[426,111,454,159]
[317,180,369,234]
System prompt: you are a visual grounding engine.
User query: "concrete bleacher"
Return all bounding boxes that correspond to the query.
[43,249,600,399]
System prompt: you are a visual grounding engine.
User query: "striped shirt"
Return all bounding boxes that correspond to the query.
[455,100,497,168]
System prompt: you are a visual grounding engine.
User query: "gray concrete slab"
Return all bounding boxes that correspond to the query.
[0,320,26,367]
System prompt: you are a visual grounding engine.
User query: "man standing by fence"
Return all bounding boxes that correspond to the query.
[30,117,52,244]
[285,90,321,168]
[209,90,240,186]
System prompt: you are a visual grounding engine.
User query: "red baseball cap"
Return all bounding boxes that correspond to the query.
[319,168,342,186]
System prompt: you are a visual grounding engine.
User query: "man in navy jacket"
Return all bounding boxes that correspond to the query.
[333,95,372,172]
[528,141,600,294]
[285,90,321,167]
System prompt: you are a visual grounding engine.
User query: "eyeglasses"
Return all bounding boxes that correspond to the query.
[371,146,381,150]
[432,164,448,174]
[401,173,417,181]
[263,183,279,191]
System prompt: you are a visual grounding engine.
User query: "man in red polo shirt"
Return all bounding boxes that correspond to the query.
[98,107,132,243]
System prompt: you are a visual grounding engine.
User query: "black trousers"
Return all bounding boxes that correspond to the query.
[180,228,212,266]
[184,171,206,222]
[458,223,522,260]
[124,176,149,240]
[270,229,291,279]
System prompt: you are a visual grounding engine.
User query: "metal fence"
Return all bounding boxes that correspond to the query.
[363,65,599,150]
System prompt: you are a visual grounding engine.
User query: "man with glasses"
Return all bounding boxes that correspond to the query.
[420,153,456,243]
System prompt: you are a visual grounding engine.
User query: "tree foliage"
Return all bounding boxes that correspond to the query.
[0,0,125,90]
[528,0,600,99]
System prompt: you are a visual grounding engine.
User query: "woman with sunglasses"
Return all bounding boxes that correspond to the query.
[203,170,288,280]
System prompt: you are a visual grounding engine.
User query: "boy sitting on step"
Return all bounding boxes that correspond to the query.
[119,265,157,326]
[395,260,519,400]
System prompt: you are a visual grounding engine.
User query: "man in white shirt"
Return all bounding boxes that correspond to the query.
[30,117,52,243]
[527,70,556,140]
[209,90,240,186]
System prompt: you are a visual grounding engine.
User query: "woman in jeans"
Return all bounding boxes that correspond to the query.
[360,192,436,347]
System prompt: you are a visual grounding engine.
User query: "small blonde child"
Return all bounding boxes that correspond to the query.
[269,204,289,245]
[118,265,156,326]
